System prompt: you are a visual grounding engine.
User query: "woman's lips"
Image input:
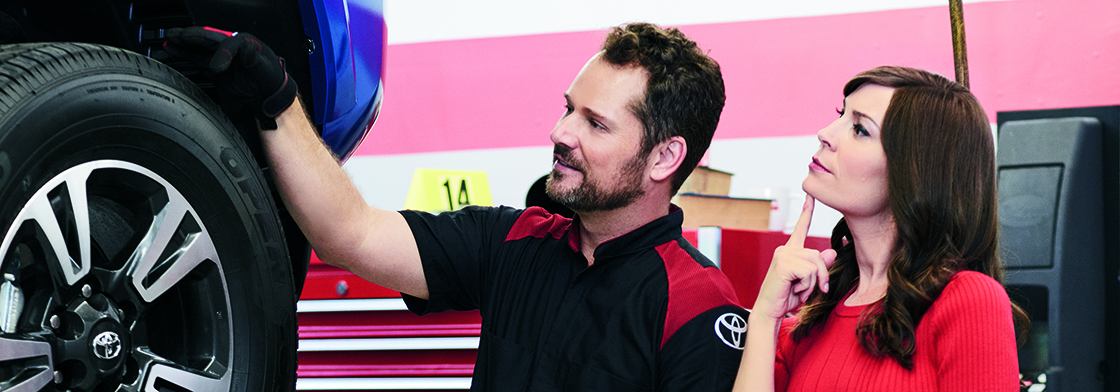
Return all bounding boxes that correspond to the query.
[809,157,831,174]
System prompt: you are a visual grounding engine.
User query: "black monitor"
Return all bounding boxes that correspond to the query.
[997,106,1120,392]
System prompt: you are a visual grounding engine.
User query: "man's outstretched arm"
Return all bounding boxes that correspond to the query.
[267,99,428,299]
[165,27,428,299]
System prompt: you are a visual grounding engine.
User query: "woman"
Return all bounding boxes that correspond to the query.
[733,66,1028,391]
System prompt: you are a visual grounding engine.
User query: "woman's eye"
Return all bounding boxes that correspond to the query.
[836,107,845,118]
[854,123,870,136]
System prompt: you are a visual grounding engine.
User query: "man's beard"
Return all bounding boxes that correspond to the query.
[546,144,646,213]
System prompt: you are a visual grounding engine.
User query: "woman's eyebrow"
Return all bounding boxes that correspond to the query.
[851,110,881,129]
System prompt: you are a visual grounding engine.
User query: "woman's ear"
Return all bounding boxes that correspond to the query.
[650,136,686,182]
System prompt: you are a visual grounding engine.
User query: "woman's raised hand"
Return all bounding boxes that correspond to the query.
[733,195,840,392]
[752,195,838,321]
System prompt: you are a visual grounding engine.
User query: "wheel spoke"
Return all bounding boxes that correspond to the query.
[0,164,94,287]
[0,335,54,392]
[125,189,217,303]
[65,167,94,285]
[136,348,229,392]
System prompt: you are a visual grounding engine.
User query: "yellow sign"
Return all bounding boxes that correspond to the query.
[403,168,493,212]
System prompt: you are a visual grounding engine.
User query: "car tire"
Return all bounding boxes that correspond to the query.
[0,43,296,391]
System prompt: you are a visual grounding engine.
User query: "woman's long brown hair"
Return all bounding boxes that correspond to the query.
[790,66,1029,369]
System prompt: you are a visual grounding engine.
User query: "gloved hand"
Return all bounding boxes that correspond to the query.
[164,26,298,128]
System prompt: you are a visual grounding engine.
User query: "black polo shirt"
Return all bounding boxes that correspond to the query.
[400,205,749,391]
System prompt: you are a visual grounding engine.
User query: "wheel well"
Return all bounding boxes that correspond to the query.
[0,0,314,297]
[0,0,314,116]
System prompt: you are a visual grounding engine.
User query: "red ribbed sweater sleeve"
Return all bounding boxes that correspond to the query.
[773,271,1020,392]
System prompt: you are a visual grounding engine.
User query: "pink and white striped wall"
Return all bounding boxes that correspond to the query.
[343,0,1120,236]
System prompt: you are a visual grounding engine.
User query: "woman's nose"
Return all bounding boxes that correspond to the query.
[817,126,834,150]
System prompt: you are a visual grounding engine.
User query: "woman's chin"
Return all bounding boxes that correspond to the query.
[802,178,823,202]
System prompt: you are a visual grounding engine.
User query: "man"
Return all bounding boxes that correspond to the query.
[168,22,749,391]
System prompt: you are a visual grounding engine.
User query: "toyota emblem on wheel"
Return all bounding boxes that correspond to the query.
[92,331,122,360]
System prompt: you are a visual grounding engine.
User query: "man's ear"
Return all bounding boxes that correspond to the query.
[650,136,686,182]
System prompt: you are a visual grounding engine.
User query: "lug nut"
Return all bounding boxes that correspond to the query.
[49,315,60,329]
[54,370,61,384]
[81,284,92,298]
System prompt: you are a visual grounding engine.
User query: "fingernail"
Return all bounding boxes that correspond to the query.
[822,282,829,293]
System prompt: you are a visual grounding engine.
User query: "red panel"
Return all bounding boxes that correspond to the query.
[299,324,481,339]
[719,229,830,309]
[656,240,741,348]
[298,350,478,377]
[300,252,401,300]
[298,363,475,378]
[299,310,482,339]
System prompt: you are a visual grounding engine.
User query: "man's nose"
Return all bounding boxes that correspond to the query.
[550,114,578,148]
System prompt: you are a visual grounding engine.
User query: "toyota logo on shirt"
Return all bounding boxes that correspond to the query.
[715,313,747,350]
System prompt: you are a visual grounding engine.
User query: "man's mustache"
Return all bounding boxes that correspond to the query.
[553,144,584,172]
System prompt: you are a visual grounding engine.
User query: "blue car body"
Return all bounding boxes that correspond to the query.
[298,0,385,161]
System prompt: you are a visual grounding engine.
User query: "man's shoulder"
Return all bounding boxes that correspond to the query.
[505,206,573,242]
[655,238,739,305]
[655,237,743,349]
[398,205,522,226]
[398,205,528,246]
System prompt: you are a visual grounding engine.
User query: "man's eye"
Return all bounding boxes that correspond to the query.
[563,104,574,115]
[589,119,603,130]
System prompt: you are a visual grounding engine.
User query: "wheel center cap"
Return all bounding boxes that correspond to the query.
[92,330,123,360]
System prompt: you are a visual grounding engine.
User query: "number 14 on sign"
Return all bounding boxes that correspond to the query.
[403,169,493,212]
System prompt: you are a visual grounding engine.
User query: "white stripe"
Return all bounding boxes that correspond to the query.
[343,145,553,211]
[343,137,844,237]
[298,337,480,351]
[385,0,1013,44]
[297,298,408,313]
[296,377,472,390]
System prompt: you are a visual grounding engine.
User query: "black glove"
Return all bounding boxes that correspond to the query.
[164,26,298,128]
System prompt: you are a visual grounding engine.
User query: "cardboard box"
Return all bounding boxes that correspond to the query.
[678,166,732,196]
[676,193,772,231]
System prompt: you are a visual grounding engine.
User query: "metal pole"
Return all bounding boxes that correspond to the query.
[949,0,969,89]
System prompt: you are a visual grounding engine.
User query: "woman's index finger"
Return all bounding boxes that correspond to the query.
[786,195,816,247]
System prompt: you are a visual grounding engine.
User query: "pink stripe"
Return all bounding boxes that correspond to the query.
[359,0,1120,155]
[299,324,481,339]
[297,364,475,378]
[203,26,234,37]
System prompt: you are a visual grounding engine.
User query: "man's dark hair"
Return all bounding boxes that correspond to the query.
[600,23,726,193]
